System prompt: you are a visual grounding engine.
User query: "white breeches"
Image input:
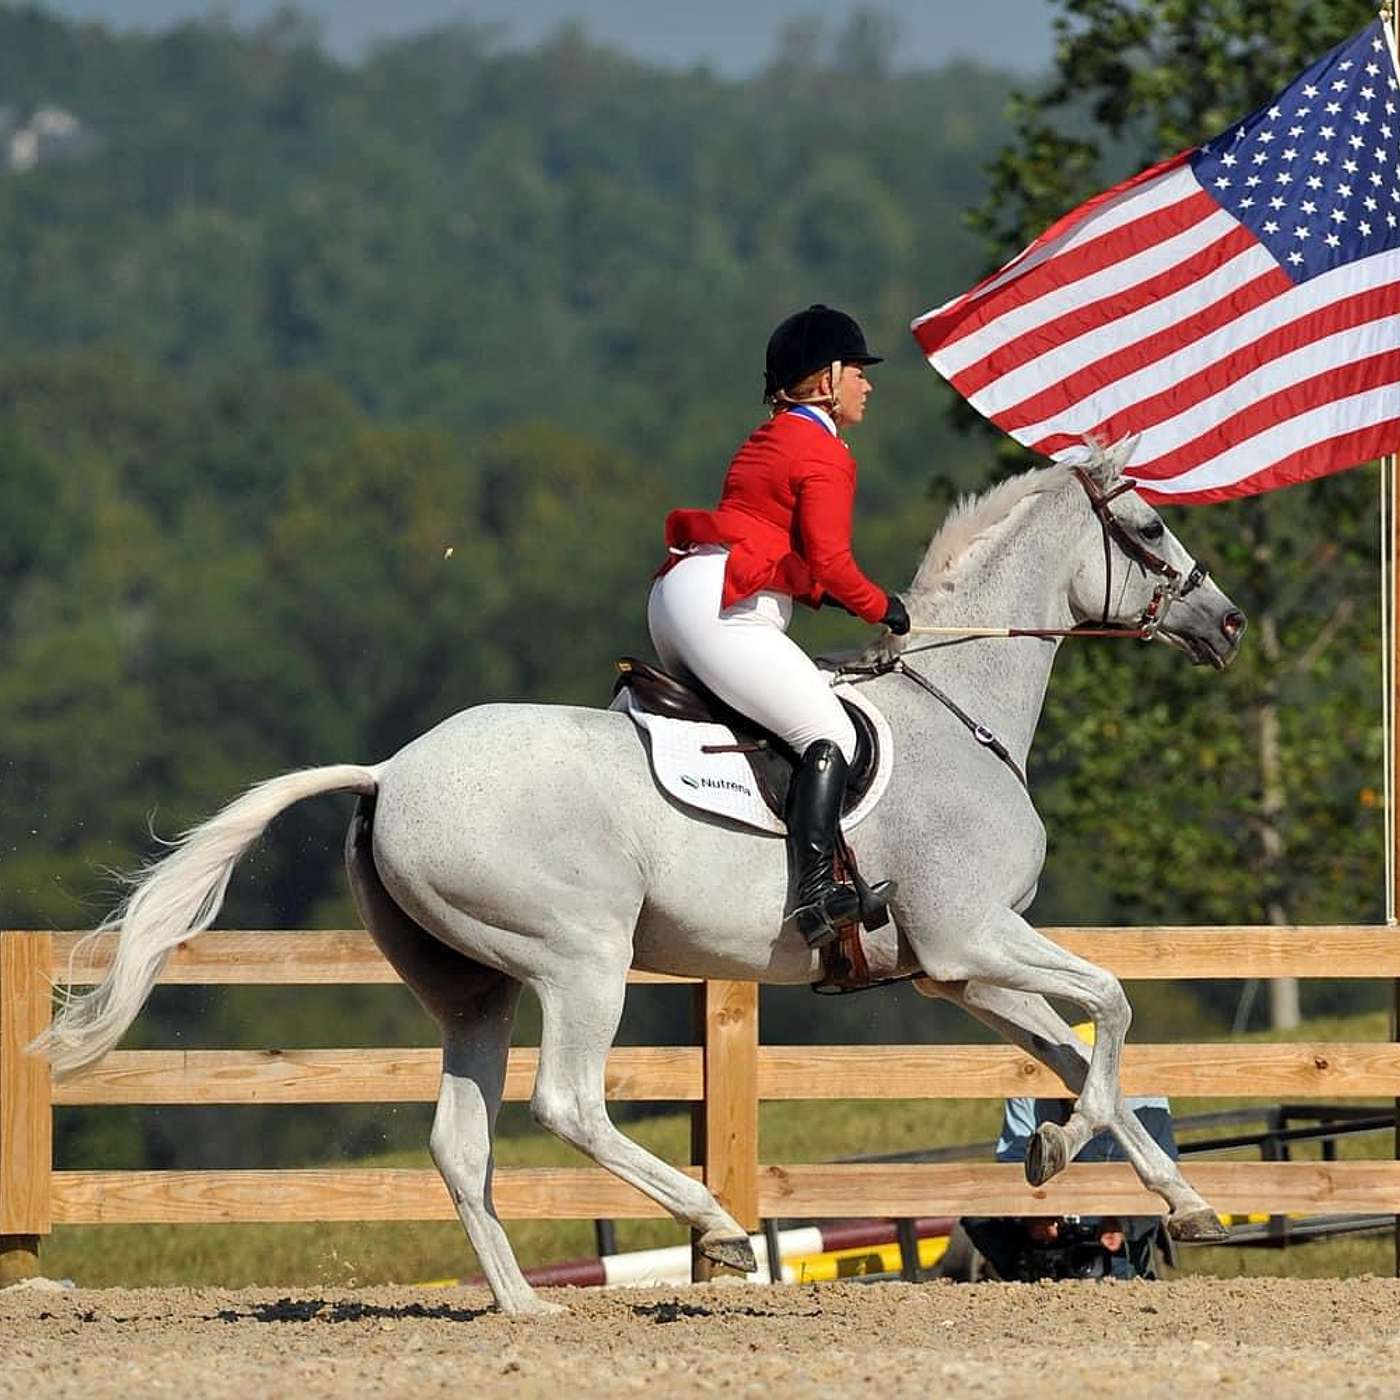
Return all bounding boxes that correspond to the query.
[647,546,858,763]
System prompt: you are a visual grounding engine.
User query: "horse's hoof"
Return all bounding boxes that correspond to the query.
[698,1232,757,1274]
[1168,1207,1230,1243]
[1025,1122,1070,1187]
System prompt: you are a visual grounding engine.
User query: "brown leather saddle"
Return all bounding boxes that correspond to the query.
[614,656,904,998]
[612,656,879,823]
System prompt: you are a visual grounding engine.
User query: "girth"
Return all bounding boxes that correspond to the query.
[613,657,878,821]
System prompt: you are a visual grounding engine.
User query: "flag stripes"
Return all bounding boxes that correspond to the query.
[912,20,1400,505]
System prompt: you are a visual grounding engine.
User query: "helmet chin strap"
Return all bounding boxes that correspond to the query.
[770,360,844,419]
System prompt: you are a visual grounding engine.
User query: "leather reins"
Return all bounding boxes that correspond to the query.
[900,467,1209,649]
[840,468,1210,792]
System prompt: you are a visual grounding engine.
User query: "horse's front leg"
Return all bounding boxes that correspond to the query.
[528,961,756,1272]
[920,975,1227,1241]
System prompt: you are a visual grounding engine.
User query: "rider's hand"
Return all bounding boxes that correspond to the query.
[881,594,911,636]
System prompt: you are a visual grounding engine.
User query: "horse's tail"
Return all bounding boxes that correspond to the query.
[31,763,380,1081]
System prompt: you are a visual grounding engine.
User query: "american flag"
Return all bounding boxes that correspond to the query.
[912,20,1400,505]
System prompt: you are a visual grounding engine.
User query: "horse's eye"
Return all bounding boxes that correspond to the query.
[1141,519,1165,543]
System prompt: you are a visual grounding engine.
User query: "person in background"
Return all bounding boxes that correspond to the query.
[958,1024,1178,1281]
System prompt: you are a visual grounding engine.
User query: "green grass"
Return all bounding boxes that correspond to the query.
[38,1011,1400,1288]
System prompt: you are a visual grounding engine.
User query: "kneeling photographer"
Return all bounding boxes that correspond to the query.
[957,1024,1177,1282]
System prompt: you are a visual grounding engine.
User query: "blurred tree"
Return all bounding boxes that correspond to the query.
[963,0,1383,1027]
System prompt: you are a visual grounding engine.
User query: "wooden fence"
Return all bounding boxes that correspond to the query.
[3,925,1400,1283]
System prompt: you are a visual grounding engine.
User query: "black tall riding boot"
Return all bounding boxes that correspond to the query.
[784,740,894,949]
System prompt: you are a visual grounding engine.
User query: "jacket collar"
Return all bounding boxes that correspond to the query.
[785,404,839,438]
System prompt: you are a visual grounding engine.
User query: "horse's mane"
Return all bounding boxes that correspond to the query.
[908,462,1072,597]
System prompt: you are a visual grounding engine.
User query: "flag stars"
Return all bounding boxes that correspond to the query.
[1221,151,1238,166]
[1275,171,1293,185]
[1253,150,1270,165]
[1364,194,1378,211]
[1361,86,1375,101]
[1360,220,1372,235]
[1287,250,1304,265]
[1246,174,1262,187]
[1306,175,1323,190]
[1356,110,1371,125]
[1350,133,1366,149]
[1239,196,1255,208]
[1259,129,1275,143]
[1325,232,1341,247]
[1303,83,1320,97]
[1290,125,1305,137]
[1269,195,1286,209]
[1318,125,1335,139]
[1389,212,1398,229]
[1343,158,1359,174]
[1312,151,1330,165]
[1301,199,1318,214]
[1263,219,1280,233]
[1325,101,1343,115]
[1214,176,1231,189]
[1292,225,1309,239]
[1282,147,1299,161]
[1331,78,1348,91]
[1338,182,1353,197]
[1330,208,1348,223]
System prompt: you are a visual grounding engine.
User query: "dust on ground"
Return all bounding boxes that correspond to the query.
[4,1276,1400,1397]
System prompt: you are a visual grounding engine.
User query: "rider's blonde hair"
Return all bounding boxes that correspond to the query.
[768,361,843,418]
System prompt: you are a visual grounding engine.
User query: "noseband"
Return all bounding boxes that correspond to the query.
[1071,467,1207,639]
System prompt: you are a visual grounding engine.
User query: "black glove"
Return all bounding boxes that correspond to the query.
[881,593,911,636]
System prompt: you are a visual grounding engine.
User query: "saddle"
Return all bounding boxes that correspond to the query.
[612,656,880,822]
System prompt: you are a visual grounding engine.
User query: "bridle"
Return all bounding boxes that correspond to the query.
[1073,466,1208,641]
[840,467,1211,792]
[896,467,1210,646]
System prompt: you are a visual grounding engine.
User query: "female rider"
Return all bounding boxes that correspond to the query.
[648,304,911,949]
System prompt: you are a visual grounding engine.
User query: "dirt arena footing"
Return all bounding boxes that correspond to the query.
[5,1276,1400,1397]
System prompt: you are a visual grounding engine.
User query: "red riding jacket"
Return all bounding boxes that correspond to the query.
[660,410,888,624]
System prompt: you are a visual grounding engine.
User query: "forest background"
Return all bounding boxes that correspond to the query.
[0,0,1388,1171]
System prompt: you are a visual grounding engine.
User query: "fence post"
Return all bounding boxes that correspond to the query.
[690,979,759,1278]
[0,932,53,1283]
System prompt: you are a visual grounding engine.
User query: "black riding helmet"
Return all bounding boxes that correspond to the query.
[763,304,883,402]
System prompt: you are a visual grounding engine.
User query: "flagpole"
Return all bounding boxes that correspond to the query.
[1381,0,1400,1285]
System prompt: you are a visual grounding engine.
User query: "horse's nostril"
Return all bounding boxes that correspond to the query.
[1222,610,1247,641]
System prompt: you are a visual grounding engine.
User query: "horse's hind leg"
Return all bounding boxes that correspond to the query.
[925,977,1226,1240]
[530,970,756,1272]
[346,803,554,1315]
[931,906,1133,1161]
[432,983,565,1315]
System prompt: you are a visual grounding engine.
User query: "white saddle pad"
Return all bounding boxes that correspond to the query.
[616,683,893,835]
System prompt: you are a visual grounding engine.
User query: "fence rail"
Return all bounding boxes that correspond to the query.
[3,926,1399,1283]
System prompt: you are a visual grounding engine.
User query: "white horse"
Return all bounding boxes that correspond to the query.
[35,447,1245,1315]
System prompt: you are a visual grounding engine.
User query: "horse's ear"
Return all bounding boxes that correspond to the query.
[1080,433,1141,488]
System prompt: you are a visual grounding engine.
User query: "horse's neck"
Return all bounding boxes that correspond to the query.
[906,493,1081,769]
